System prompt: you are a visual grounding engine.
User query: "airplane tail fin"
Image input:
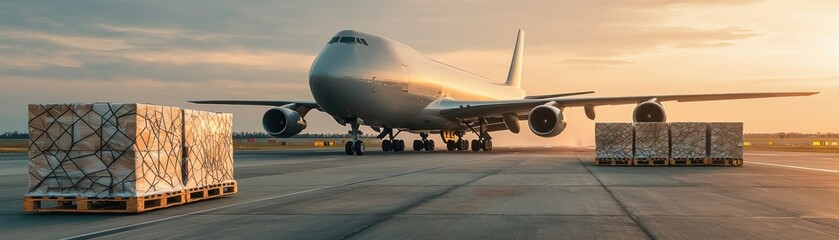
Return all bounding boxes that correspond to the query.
[505,29,524,88]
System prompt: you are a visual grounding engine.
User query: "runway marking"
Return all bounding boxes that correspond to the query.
[61,157,493,240]
[748,161,839,173]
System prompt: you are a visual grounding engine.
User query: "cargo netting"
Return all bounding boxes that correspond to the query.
[27,103,184,197]
[669,122,707,159]
[183,109,234,188]
[595,123,633,159]
[633,122,669,159]
[709,122,743,159]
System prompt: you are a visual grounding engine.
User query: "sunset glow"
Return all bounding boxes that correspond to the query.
[0,1,835,146]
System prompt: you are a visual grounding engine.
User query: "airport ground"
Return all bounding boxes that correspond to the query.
[3,137,838,153]
[1,147,838,239]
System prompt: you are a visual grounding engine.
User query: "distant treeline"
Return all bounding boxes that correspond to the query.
[232,131,377,139]
[0,131,376,140]
[745,132,839,138]
[0,131,27,139]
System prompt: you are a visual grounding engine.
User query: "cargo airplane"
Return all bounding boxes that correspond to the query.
[192,30,817,155]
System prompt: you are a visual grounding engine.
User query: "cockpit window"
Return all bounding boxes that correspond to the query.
[339,37,356,43]
[328,36,369,46]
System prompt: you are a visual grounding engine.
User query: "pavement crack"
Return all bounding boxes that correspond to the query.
[576,153,656,240]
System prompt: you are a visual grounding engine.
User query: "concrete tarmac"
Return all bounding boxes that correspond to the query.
[1,147,838,239]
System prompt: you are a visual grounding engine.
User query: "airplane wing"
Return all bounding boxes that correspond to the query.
[524,91,594,99]
[189,100,320,109]
[439,91,818,120]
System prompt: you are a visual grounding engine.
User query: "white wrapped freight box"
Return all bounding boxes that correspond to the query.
[669,122,707,160]
[595,123,633,160]
[633,122,669,160]
[183,109,235,188]
[708,122,743,160]
[27,103,184,197]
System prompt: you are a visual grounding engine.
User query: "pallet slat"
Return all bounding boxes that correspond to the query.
[24,182,236,213]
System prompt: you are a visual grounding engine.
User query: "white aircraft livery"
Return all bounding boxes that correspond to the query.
[192,30,817,155]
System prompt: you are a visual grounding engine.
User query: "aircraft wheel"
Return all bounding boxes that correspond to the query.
[345,141,355,155]
[424,140,435,151]
[396,140,405,152]
[471,140,481,152]
[484,140,493,151]
[446,140,456,151]
[354,140,365,155]
[382,140,392,152]
[413,140,423,151]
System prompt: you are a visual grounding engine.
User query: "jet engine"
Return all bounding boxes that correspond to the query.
[528,104,567,137]
[633,99,667,122]
[262,107,307,138]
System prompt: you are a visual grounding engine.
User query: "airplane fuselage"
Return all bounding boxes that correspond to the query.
[309,30,526,131]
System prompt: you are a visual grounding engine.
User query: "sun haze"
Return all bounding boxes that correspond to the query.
[0,1,835,146]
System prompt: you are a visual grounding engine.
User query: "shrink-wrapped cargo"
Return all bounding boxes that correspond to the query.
[27,103,184,197]
[183,109,235,188]
[595,123,633,160]
[708,122,743,159]
[669,122,707,160]
[634,122,669,159]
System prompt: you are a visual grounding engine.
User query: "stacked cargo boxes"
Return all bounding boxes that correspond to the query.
[183,109,237,201]
[669,122,707,165]
[594,123,633,165]
[25,103,236,213]
[593,122,743,167]
[633,122,669,166]
[708,122,744,166]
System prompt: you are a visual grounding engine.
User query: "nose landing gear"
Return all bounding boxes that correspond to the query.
[344,119,365,155]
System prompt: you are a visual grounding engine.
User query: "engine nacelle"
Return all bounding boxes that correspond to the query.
[262,107,307,138]
[633,100,667,122]
[528,104,567,137]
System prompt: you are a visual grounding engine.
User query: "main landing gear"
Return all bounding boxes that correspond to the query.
[444,121,493,152]
[378,128,406,152]
[344,120,365,156]
[412,132,435,151]
[376,128,434,152]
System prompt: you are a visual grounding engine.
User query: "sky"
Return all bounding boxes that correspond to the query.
[1,0,837,146]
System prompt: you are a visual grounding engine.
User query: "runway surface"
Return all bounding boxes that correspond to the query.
[1,147,838,239]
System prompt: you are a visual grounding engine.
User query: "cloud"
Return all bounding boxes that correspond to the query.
[0,29,134,51]
[122,50,315,70]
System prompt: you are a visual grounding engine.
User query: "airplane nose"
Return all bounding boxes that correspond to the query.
[309,65,342,81]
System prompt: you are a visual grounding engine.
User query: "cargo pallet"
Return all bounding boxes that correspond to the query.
[669,158,707,166]
[24,182,237,213]
[708,158,743,167]
[595,158,632,166]
[633,158,668,166]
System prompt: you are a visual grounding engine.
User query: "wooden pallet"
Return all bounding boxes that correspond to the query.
[708,158,743,166]
[633,158,668,166]
[24,181,238,213]
[23,190,187,213]
[186,181,238,202]
[669,158,707,166]
[595,158,632,166]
